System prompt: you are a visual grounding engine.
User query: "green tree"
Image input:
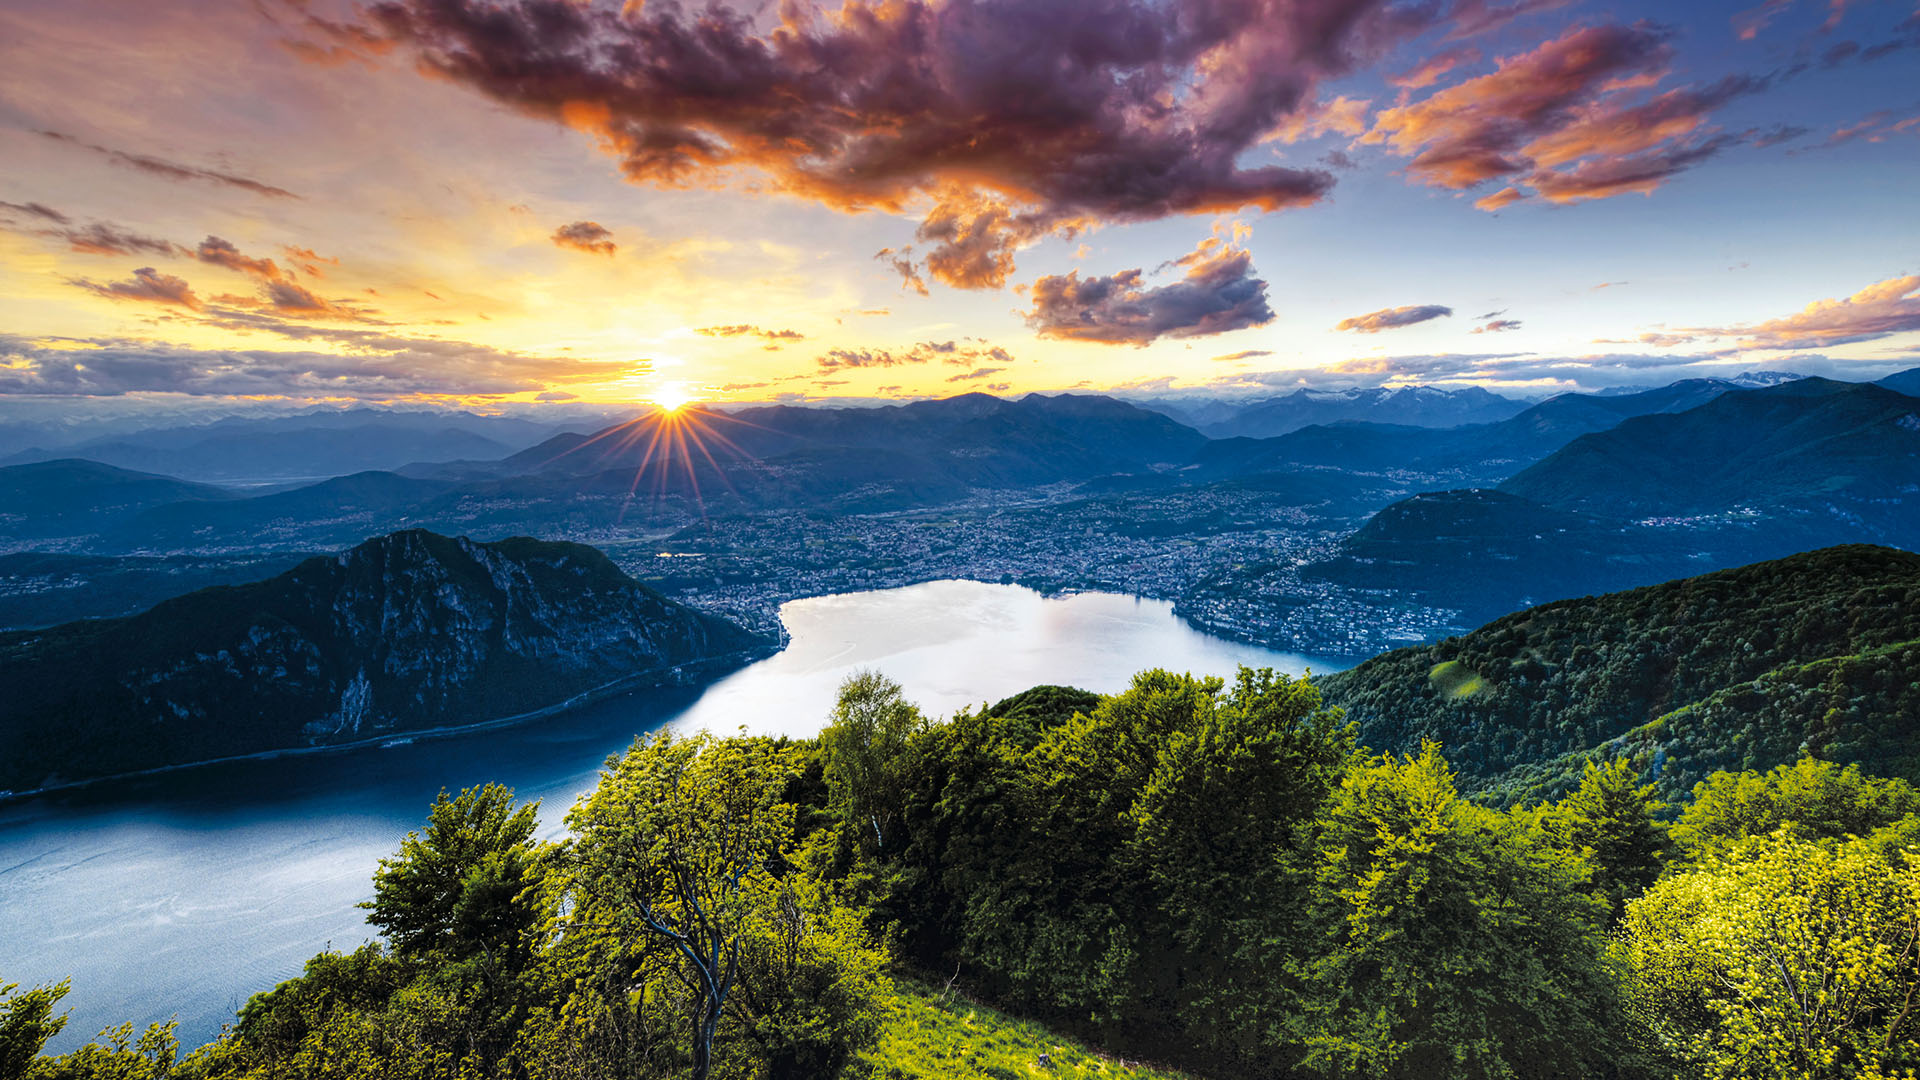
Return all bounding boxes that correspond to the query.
[819,670,925,855]
[563,732,887,1080]
[1533,758,1668,917]
[363,783,550,966]
[1301,743,1623,1080]
[1620,828,1920,1079]
[1673,758,1920,855]
[2,975,70,1079]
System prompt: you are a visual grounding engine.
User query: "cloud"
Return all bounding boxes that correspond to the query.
[1025,233,1274,346]
[0,202,185,256]
[295,0,1420,288]
[1472,318,1522,332]
[0,201,69,223]
[36,130,299,199]
[1214,349,1274,362]
[283,246,340,278]
[1751,123,1811,148]
[551,220,617,255]
[1364,24,1764,208]
[1700,274,1920,349]
[876,248,929,296]
[195,236,283,280]
[1336,304,1453,332]
[946,366,1007,382]
[69,266,202,309]
[695,325,805,342]
[0,331,631,399]
[816,339,1013,371]
[1390,46,1480,91]
[55,222,182,257]
[1805,110,1920,150]
[1265,95,1373,144]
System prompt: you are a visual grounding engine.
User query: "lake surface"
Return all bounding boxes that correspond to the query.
[0,580,1343,1051]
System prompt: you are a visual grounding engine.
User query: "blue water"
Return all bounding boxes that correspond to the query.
[0,580,1344,1051]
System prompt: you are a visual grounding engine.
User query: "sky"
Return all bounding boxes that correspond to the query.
[0,0,1916,414]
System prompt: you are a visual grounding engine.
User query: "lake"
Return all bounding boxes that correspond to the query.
[0,580,1344,1052]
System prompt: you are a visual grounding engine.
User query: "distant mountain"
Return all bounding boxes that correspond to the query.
[1299,489,1730,625]
[1316,545,1920,803]
[1187,378,1756,485]
[0,551,312,629]
[1877,366,1920,398]
[0,408,576,484]
[1500,378,1920,532]
[0,460,238,543]
[1191,385,1528,438]
[0,530,769,791]
[510,392,1206,482]
[114,470,458,551]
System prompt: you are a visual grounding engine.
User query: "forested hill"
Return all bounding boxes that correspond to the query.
[1315,544,1920,802]
[0,530,769,792]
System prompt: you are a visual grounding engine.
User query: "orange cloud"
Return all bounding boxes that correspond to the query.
[1336,304,1454,332]
[1365,24,1761,208]
[552,220,617,255]
[1707,274,1920,349]
[195,236,283,280]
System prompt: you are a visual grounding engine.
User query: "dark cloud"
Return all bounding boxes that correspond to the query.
[55,222,182,257]
[0,331,631,399]
[551,220,617,255]
[0,202,183,256]
[0,201,68,223]
[1025,234,1274,346]
[1336,304,1453,332]
[296,0,1429,288]
[1214,349,1274,361]
[69,266,202,309]
[195,235,283,279]
[1474,308,1507,319]
[36,130,299,199]
[1366,25,1767,208]
[1472,318,1522,332]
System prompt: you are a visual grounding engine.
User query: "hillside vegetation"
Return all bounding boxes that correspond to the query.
[1316,544,1920,801]
[0,530,766,791]
[9,664,1920,1080]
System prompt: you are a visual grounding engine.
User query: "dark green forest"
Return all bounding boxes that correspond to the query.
[7,662,1917,1080]
[1316,544,1920,802]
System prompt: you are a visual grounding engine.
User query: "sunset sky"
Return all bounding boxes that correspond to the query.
[1,0,1916,412]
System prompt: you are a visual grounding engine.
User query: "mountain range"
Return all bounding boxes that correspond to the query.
[0,407,618,485]
[0,529,769,792]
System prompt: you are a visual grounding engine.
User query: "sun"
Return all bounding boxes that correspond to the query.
[649,383,695,413]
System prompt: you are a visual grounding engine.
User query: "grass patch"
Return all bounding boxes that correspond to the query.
[854,979,1199,1080]
[1429,659,1485,701]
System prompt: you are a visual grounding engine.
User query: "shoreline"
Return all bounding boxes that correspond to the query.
[0,644,778,805]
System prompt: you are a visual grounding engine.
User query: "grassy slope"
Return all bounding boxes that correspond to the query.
[858,980,1197,1080]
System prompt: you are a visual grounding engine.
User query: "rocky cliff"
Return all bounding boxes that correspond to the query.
[0,530,772,791]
